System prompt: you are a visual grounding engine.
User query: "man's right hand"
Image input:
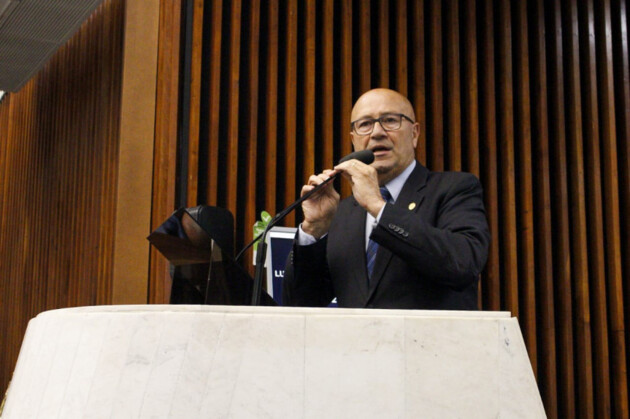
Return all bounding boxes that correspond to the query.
[301,169,340,239]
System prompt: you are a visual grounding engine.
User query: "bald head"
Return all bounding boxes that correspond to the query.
[351,88,416,123]
[349,88,420,185]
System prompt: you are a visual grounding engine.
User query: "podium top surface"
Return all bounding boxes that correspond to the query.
[36,304,511,319]
[5,304,543,418]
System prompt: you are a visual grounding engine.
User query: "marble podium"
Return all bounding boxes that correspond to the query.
[2,305,545,418]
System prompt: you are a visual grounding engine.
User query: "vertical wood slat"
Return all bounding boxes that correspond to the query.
[98,0,122,306]
[444,0,461,171]
[243,0,261,268]
[303,0,316,181]
[150,0,182,304]
[427,0,443,171]
[186,0,204,207]
[206,0,223,206]
[264,0,278,215]
[283,0,298,224]
[377,0,389,87]
[321,0,334,168]
[0,96,10,391]
[578,1,611,416]
[395,0,408,95]
[461,0,482,310]
[496,0,519,317]
[462,1,479,177]
[410,0,426,164]
[358,0,370,93]
[225,0,242,221]
[339,0,353,198]
[547,0,576,415]
[611,4,630,412]
[563,1,595,417]
[530,0,558,414]
[478,0,501,312]
[513,0,537,376]
[595,1,630,417]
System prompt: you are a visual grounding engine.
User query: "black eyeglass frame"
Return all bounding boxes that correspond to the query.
[350,113,415,135]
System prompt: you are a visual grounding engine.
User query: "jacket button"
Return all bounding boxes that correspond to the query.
[403,232,409,237]
[389,223,395,229]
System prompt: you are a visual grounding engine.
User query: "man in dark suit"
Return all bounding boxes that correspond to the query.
[283,88,490,310]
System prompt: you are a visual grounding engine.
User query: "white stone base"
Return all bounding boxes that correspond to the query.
[2,305,545,418]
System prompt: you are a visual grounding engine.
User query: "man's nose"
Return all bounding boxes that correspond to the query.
[371,120,387,137]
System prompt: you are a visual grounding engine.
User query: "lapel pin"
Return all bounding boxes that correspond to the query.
[408,202,416,210]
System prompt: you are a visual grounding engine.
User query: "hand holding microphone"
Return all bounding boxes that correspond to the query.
[301,150,375,238]
[334,150,385,218]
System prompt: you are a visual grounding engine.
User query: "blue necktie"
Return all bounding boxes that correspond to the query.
[366,187,392,280]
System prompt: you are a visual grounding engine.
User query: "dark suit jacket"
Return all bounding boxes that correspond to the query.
[283,162,490,310]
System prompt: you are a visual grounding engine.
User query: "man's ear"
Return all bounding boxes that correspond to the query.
[412,122,420,148]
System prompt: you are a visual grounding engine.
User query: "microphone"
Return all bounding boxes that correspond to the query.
[295,149,375,203]
[338,149,375,165]
[245,149,374,305]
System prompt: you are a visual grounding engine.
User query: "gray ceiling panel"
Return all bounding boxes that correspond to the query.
[0,0,104,92]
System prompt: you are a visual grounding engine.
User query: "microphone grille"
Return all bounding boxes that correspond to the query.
[338,149,375,165]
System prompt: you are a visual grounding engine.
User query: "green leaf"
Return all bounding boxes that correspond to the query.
[253,210,273,252]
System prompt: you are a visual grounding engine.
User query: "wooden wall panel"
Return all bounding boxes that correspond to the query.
[226,0,242,223]
[546,1,576,416]
[283,0,298,225]
[0,0,124,396]
[243,0,261,269]
[206,0,223,206]
[263,0,278,215]
[426,0,443,171]
[148,0,630,417]
[595,1,629,417]
[513,0,537,375]
[579,1,612,416]
[186,0,205,207]
[149,0,183,304]
[339,0,353,198]
[410,0,426,164]
[529,0,558,414]
[377,0,390,88]
[564,1,596,416]
[321,0,334,169]
[478,0,501,313]
[444,0,461,171]
[611,3,630,415]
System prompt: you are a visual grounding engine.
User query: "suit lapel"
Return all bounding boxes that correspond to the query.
[346,198,371,301]
[366,163,430,301]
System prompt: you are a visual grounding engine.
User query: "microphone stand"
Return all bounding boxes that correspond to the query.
[250,173,339,305]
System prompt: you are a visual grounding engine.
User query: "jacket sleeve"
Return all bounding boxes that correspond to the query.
[370,173,490,290]
[282,235,335,306]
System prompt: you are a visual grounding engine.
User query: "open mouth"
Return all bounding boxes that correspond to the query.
[370,145,391,157]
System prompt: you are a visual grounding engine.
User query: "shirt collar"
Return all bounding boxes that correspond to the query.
[383,160,416,203]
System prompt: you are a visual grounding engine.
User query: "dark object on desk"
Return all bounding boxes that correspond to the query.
[148,207,276,306]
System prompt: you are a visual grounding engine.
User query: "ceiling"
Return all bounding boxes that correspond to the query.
[0,0,104,92]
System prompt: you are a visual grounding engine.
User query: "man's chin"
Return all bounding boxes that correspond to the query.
[374,163,393,175]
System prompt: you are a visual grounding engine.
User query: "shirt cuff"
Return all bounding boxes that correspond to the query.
[374,202,387,225]
[297,224,326,246]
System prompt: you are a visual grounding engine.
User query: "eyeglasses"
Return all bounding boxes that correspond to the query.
[350,113,415,136]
